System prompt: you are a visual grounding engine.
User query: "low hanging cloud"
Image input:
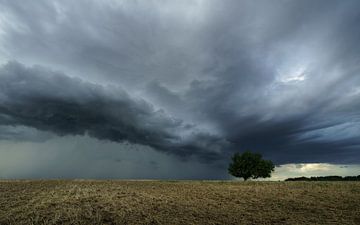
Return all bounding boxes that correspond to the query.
[0,61,228,160]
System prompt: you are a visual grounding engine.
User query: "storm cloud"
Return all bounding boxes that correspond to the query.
[0,0,360,178]
[0,61,227,160]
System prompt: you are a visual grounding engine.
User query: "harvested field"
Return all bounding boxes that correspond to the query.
[0,180,359,225]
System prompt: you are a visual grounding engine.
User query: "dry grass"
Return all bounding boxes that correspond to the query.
[0,180,359,225]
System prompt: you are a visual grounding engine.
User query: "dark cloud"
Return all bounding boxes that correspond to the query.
[0,61,228,161]
[0,0,359,176]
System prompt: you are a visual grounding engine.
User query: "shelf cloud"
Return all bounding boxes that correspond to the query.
[0,62,227,161]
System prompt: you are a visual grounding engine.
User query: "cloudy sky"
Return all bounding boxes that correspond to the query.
[0,0,359,180]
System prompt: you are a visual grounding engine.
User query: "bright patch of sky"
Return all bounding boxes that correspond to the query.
[270,163,360,181]
[276,65,307,83]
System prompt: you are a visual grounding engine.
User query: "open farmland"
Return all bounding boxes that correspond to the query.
[0,180,359,225]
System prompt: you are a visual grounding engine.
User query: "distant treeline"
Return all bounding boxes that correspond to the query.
[285,175,360,181]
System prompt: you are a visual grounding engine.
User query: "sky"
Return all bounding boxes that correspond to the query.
[0,0,359,180]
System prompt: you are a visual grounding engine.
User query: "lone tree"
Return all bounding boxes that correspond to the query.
[228,151,275,181]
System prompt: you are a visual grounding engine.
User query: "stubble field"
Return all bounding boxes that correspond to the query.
[0,180,359,225]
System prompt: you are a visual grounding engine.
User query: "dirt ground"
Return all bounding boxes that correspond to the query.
[0,180,359,225]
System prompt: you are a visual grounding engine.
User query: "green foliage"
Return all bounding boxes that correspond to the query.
[228,151,274,180]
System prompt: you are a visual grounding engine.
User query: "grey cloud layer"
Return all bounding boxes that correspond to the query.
[0,0,359,165]
[0,62,227,160]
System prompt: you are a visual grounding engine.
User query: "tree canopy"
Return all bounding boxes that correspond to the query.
[228,151,274,180]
